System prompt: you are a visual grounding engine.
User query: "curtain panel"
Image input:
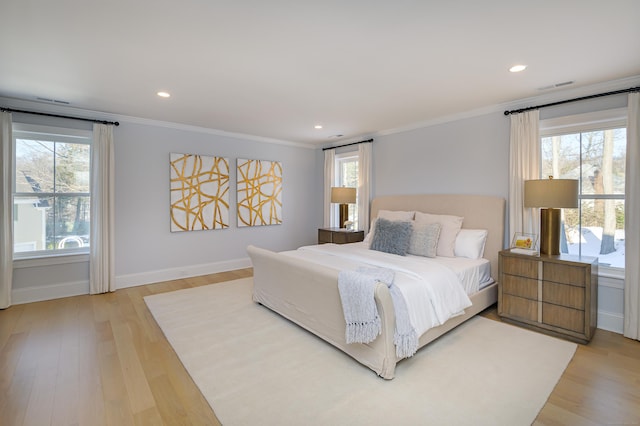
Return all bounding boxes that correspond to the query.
[624,92,640,340]
[357,143,372,235]
[323,149,335,228]
[89,123,116,294]
[508,110,541,243]
[0,112,13,309]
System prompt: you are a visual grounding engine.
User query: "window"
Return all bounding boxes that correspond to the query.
[335,152,359,229]
[540,109,626,269]
[13,124,92,258]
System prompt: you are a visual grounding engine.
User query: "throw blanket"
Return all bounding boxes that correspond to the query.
[338,267,419,358]
[337,269,382,344]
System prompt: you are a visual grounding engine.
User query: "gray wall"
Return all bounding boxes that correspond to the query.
[372,111,510,198]
[114,121,320,280]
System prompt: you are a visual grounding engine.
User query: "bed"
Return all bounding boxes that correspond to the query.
[247,194,505,379]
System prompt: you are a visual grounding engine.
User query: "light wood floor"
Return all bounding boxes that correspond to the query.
[1,269,639,425]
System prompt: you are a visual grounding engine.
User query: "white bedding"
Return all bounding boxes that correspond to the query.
[424,254,493,294]
[280,242,474,346]
[312,242,493,295]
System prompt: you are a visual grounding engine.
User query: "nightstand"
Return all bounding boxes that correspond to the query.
[498,249,598,344]
[318,228,364,245]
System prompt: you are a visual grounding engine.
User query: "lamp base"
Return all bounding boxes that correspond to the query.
[540,208,561,255]
[338,204,349,228]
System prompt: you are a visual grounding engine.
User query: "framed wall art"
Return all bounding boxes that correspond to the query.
[237,158,282,227]
[170,153,230,232]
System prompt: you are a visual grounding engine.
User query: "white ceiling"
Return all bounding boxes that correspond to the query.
[1,1,639,146]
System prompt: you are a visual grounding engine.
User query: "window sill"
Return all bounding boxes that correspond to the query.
[598,265,624,279]
[13,252,90,269]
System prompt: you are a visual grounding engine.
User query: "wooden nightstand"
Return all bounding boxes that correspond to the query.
[318,228,364,245]
[498,249,598,344]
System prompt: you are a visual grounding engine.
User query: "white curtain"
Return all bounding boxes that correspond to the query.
[0,112,13,309]
[323,149,335,227]
[509,110,541,244]
[357,143,372,235]
[624,92,640,340]
[89,123,116,294]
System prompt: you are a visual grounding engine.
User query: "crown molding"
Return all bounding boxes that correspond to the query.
[0,96,314,150]
[372,75,640,139]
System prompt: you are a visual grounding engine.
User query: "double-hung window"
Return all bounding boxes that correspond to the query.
[540,108,626,270]
[13,124,92,258]
[334,151,359,229]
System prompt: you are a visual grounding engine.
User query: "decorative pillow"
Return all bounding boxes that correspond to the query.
[414,212,463,257]
[369,218,412,256]
[408,222,441,258]
[454,229,488,259]
[363,210,415,246]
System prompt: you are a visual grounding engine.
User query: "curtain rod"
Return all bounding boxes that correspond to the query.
[503,86,640,116]
[0,106,120,126]
[322,138,373,151]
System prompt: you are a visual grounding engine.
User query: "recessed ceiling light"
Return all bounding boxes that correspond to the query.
[314,125,323,129]
[509,65,527,73]
[157,91,171,98]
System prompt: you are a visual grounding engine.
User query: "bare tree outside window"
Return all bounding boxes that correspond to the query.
[541,127,626,268]
[336,154,359,230]
[13,128,92,255]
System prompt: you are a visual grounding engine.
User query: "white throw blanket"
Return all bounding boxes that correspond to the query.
[338,267,418,358]
[337,269,382,344]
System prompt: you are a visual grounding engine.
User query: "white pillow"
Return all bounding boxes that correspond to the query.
[364,210,415,245]
[414,212,463,257]
[454,229,488,259]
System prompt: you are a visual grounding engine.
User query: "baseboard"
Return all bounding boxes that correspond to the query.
[10,257,252,305]
[12,280,89,305]
[115,257,252,289]
[597,309,624,334]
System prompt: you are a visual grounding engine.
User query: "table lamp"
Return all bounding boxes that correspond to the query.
[331,187,356,228]
[524,177,579,255]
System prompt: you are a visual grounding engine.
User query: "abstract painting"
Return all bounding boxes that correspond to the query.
[170,153,229,232]
[237,158,282,227]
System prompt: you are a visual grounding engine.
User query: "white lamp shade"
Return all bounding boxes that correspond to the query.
[331,187,356,204]
[524,179,579,208]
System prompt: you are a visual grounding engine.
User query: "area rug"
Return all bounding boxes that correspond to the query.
[144,278,577,426]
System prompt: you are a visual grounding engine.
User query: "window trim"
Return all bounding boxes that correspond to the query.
[12,123,92,260]
[540,108,627,136]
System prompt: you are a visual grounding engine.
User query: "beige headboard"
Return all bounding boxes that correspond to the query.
[370,194,506,280]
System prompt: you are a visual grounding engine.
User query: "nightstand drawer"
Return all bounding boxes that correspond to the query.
[502,274,538,300]
[543,303,584,333]
[318,229,334,244]
[501,294,538,322]
[501,256,539,279]
[544,262,586,287]
[542,281,585,310]
[318,228,364,245]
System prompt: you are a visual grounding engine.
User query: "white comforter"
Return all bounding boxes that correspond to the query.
[280,243,472,341]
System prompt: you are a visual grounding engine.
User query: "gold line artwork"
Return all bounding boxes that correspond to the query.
[237,158,282,227]
[170,153,229,232]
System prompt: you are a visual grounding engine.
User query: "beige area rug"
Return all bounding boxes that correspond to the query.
[144,278,577,426]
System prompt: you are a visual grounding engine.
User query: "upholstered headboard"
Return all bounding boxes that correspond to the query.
[370,194,506,280]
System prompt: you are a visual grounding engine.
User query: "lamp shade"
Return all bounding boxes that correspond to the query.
[331,187,356,204]
[524,179,579,208]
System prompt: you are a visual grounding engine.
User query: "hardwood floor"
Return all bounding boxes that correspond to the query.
[1,269,639,425]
